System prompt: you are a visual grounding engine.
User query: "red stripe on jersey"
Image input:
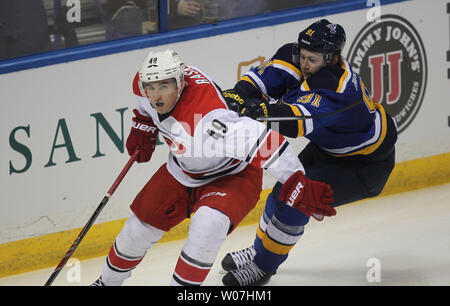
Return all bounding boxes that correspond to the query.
[173,255,211,284]
[132,72,143,97]
[250,131,286,168]
[107,244,143,271]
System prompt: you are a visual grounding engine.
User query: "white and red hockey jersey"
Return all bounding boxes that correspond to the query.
[132,65,303,187]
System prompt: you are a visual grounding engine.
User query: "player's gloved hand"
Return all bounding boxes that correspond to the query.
[279,171,335,221]
[240,98,270,120]
[126,109,158,163]
[222,89,245,114]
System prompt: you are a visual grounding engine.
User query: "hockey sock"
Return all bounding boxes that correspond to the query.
[171,250,214,286]
[253,194,310,273]
[171,206,230,286]
[101,213,165,286]
[253,192,276,255]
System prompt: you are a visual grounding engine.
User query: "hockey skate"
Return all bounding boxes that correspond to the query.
[222,261,274,286]
[221,245,256,272]
[91,276,106,286]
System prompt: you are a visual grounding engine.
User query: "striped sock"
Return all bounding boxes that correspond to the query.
[106,241,145,275]
[253,192,310,273]
[171,251,213,286]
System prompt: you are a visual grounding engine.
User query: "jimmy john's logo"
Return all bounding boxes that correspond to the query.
[347,14,427,133]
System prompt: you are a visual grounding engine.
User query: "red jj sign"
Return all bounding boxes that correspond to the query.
[347,15,427,133]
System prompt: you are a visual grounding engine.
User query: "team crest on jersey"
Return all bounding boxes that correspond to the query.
[347,15,427,133]
[162,135,186,155]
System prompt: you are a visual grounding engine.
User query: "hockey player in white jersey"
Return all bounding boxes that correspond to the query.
[92,49,335,286]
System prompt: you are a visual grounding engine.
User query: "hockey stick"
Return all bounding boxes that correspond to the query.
[44,150,140,286]
[256,99,363,122]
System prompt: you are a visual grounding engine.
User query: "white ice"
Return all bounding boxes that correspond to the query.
[1,183,449,286]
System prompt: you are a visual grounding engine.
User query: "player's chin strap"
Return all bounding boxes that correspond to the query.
[256,98,363,122]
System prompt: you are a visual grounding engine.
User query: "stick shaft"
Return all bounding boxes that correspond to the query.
[256,99,363,122]
[256,115,312,121]
[44,151,139,286]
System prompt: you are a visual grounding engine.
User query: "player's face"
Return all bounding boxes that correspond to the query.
[143,79,179,114]
[299,49,326,79]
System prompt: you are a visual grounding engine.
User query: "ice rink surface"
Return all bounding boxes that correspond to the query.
[1,183,449,286]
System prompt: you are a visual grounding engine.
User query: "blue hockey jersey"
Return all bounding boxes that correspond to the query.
[235,43,397,157]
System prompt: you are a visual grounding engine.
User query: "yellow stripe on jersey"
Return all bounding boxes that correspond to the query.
[239,75,270,101]
[301,79,310,91]
[273,59,302,79]
[330,102,388,157]
[257,226,295,255]
[336,61,350,93]
[240,75,257,88]
[360,79,376,112]
[281,99,305,138]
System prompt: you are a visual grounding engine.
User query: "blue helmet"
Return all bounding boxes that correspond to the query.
[293,19,346,64]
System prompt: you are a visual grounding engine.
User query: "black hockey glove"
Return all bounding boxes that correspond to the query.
[240,98,270,120]
[222,89,245,113]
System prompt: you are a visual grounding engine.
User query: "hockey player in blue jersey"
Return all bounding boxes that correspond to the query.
[221,19,397,286]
